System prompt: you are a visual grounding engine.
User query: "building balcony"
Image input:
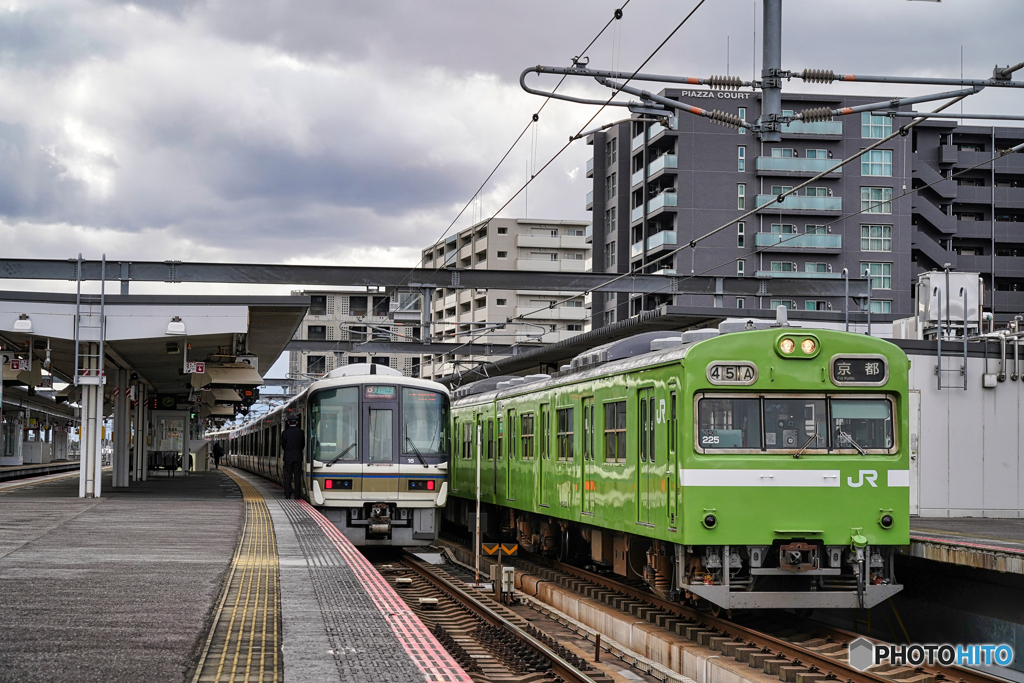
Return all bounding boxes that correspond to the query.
[517,234,560,248]
[647,230,678,251]
[586,157,594,178]
[631,168,645,188]
[754,270,842,279]
[443,252,457,267]
[630,241,644,258]
[515,306,589,321]
[647,119,677,142]
[586,191,593,211]
[753,233,842,252]
[994,290,1024,313]
[515,258,588,273]
[648,191,679,214]
[632,132,644,151]
[631,205,644,223]
[561,235,589,249]
[755,156,840,176]
[584,257,593,272]
[584,224,592,243]
[780,120,843,136]
[459,243,473,260]
[648,154,678,177]
[755,194,842,213]
[653,268,677,276]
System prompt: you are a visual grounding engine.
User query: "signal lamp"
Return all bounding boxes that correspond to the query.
[879,514,894,529]
[702,514,718,529]
[801,339,817,354]
[779,338,796,354]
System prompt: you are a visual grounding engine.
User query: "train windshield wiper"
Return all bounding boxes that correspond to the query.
[324,442,356,466]
[793,432,819,459]
[405,437,429,467]
[837,430,867,455]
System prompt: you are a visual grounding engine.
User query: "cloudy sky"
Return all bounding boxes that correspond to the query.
[0,0,1020,285]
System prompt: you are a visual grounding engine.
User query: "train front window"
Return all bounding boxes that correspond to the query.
[309,387,359,462]
[697,398,761,449]
[831,399,893,451]
[369,409,393,463]
[763,398,827,450]
[402,388,449,456]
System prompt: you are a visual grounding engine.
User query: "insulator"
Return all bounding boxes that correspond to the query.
[801,69,835,84]
[707,75,743,90]
[707,109,743,129]
[799,107,834,123]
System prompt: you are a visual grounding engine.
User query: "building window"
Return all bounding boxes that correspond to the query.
[565,300,584,307]
[737,259,745,276]
[770,299,796,310]
[805,300,828,311]
[497,251,508,258]
[557,407,574,460]
[805,224,826,234]
[861,187,893,214]
[738,107,746,134]
[771,223,796,234]
[606,138,617,166]
[807,149,828,159]
[567,324,583,331]
[603,310,616,326]
[771,148,797,158]
[736,297,745,308]
[737,184,746,210]
[737,222,745,248]
[957,142,985,152]
[603,401,627,463]
[861,262,892,289]
[861,150,892,177]
[349,296,368,317]
[497,226,508,234]
[805,262,829,273]
[346,355,366,365]
[770,261,795,272]
[310,295,327,316]
[770,185,793,195]
[496,298,507,306]
[870,300,892,314]
[862,112,891,138]
[861,225,892,252]
[307,325,327,341]
[605,173,617,200]
[605,207,617,234]
[307,355,326,375]
[738,146,746,172]
[605,241,617,268]
[806,187,828,197]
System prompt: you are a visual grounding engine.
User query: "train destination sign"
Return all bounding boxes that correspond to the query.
[830,355,888,386]
[706,361,758,386]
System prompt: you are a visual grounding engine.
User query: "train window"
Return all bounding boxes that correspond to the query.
[521,414,535,460]
[697,397,762,449]
[487,420,494,460]
[462,422,474,459]
[763,398,827,450]
[368,409,393,462]
[648,397,655,464]
[639,399,647,462]
[402,388,449,455]
[452,419,460,458]
[669,392,677,454]
[603,401,627,463]
[497,416,503,459]
[556,408,574,460]
[309,387,359,463]
[831,399,893,451]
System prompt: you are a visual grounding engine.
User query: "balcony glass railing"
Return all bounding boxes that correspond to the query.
[755,194,842,211]
[585,224,592,240]
[648,154,678,175]
[630,241,644,258]
[647,231,678,250]
[631,204,644,222]
[586,191,593,207]
[653,268,677,276]
[754,270,842,279]
[755,157,839,174]
[586,157,594,173]
[753,233,843,249]
[648,191,679,213]
[631,169,645,187]
[647,118,678,139]
[781,120,843,135]
[632,132,645,151]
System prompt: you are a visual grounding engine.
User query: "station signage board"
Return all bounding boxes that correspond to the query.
[185,361,206,374]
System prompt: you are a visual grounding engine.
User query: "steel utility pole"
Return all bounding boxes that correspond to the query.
[761,0,783,142]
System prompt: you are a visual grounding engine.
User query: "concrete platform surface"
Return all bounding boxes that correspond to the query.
[908,517,1024,575]
[0,471,244,683]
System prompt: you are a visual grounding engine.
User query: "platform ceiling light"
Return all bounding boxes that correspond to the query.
[166,316,186,335]
[12,313,32,334]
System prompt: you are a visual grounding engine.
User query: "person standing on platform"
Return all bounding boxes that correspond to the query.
[280,415,305,499]
[211,441,224,469]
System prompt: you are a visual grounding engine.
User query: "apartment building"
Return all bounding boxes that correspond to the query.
[419,217,592,380]
[587,89,1024,323]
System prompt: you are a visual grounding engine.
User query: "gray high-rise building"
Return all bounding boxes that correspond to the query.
[586,89,1024,323]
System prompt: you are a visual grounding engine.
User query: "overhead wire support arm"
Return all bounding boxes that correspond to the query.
[593,77,745,128]
[794,68,1024,89]
[792,86,983,122]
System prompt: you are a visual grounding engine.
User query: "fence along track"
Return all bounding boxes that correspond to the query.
[191,471,282,683]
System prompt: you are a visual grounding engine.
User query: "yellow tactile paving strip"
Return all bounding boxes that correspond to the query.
[191,469,282,683]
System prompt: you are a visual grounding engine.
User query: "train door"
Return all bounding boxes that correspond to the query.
[538,404,550,507]
[667,388,679,527]
[637,387,656,525]
[581,397,595,515]
[495,414,503,497]
[505,408,516,501]
[362,391,401,498]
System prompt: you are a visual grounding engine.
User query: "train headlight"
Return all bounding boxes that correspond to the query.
[702,514,718,529]
[779,338,796,354]
[800,339,816,355]
[879,513,894,529]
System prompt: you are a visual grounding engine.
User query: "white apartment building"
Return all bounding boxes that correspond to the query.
[419,217,592,380]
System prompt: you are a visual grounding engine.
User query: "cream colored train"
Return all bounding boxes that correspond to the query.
[208,364,450,546]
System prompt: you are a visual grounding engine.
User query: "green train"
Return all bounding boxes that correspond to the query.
[446,324,908,610]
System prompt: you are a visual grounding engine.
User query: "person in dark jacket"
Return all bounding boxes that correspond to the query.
[211,442,224,469]
[280,415,306,499]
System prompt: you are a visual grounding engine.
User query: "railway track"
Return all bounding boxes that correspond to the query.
[439,539,1011,683]
[377,552,612,683]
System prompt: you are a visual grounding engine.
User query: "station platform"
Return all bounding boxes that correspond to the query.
[908,517,1024,575]
[0,459,83,481]
[0,468,470,682]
